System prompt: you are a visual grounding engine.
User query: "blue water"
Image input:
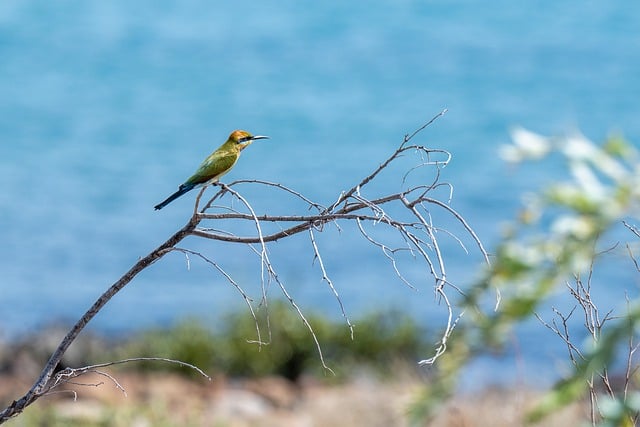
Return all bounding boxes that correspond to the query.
[1,1,639,386]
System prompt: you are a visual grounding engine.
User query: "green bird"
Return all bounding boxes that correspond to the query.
[154,129,269,210]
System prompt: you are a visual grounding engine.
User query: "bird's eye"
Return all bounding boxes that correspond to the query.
[238,136,251,143]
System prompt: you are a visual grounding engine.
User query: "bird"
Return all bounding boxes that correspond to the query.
[154,129,269,210]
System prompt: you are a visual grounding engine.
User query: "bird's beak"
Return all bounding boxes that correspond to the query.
[238,135,268,151]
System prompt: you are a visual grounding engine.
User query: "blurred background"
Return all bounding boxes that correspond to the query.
[1,0,639,389]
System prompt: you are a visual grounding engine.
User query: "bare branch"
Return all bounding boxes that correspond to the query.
[0,112,488,423]
[403,109,448,146]
[47,357,211,397]
[623,221,640,240]
[309,229,355,339]
[171,247,263,345]
[0,217,200,422]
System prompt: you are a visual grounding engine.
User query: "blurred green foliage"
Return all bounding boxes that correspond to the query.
[416,129,640,426]
[443,129,640,425]
[110,301,430,381]
[493,131,640,425]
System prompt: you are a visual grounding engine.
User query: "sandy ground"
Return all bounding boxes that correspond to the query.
[0,371,586,426]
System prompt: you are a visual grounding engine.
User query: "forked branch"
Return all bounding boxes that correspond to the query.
[0,110,487,423]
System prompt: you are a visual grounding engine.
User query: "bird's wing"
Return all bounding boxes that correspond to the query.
[185,152,239,186]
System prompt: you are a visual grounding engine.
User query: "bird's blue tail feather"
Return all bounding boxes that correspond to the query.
[154,183,196,210]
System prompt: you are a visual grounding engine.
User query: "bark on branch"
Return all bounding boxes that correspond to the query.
[0,110,487,423]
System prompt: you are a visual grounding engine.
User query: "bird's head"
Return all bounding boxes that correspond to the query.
[229,130,269,150]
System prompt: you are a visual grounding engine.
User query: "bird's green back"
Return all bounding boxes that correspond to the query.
[184,141,241,186]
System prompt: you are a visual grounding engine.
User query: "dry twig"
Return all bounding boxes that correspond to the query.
[0,110,488,423]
